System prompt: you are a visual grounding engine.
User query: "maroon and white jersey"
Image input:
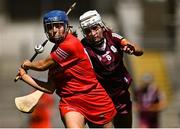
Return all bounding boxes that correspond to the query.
[81,30,132,94]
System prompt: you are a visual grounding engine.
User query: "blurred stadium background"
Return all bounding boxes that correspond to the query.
[0,0,180,127]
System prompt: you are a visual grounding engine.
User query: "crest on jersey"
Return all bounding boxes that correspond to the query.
[110,45,117,53]
[97,55,102,61]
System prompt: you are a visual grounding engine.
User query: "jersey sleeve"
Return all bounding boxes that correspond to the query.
[112,32,123,40]
[50,41,79,68]
[112,32,129,46]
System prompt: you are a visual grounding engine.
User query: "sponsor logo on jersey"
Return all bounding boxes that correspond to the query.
[110,45,117,53]
[124,77,129,83]
[97,55,102,61]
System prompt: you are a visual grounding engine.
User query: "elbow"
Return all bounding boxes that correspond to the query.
[46,91,54,94]
[33,60,50,71]
[45,85,55,94]
[39,89,54,94]
[38,66,48,71]
[47,89,54,94]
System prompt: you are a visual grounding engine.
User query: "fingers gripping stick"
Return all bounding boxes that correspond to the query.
[14,40,48,82]
[123,44,135,55]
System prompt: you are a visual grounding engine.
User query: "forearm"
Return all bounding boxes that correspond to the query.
[29,60,50,71]
[21,74,55,94]
[141,102,167,112]
[22,55,55,71]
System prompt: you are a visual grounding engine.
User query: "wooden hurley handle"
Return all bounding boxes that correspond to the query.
[14,75,20,82]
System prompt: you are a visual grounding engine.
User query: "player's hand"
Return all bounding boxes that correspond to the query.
[123,44,135,55]
[21,60,31,69]
[18,68,27,79]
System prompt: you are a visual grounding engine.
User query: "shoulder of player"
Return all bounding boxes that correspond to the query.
[80,38,89,47]
[111,32,123,40]
[65,33,80,43]
[60,34,80,47]
[60,34,83,52]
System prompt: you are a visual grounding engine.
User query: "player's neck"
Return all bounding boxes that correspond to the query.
[94,39,106,51]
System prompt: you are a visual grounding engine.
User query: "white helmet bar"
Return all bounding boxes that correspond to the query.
[79,10,104,30]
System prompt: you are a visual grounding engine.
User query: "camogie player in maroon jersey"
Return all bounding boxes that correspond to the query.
[79,10,144,128]
[134,73,167,128]
[18,10,117,128]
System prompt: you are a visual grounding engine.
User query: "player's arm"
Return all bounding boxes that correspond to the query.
[18,68,55,94]
[112,33,144,56]
[147,89,168,112]
[21,55,56,71]
[121,38,144,56]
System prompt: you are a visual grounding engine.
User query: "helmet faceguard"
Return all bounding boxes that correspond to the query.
[43,10,69,43]
[79,10,107,47]
[79,10,106,35]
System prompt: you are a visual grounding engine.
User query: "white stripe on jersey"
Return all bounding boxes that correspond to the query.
[112,33,123,39]
[55,48,69,60]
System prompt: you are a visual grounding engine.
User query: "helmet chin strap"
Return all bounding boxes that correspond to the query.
[45,24,69,44]
[94,38,104,47]
[92,38,107,52]
[49,34,67,44]
[88,38,105,49]
[46,33,64,44]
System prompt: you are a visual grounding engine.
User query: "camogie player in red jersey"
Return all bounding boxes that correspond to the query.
[18,10,116,128]
[79,10,144,128]
[29,93,54,128]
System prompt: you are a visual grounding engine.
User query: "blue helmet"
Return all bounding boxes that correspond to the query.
[43,10,68,25]
[43,10,69,43]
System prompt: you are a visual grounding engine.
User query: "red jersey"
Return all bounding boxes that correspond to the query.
[50,34,101,97]
[49,34,116,125]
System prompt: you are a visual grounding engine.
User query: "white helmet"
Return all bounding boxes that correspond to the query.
[79,10,104,30]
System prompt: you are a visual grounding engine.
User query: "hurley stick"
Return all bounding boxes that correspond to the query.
[14,39,48,82]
